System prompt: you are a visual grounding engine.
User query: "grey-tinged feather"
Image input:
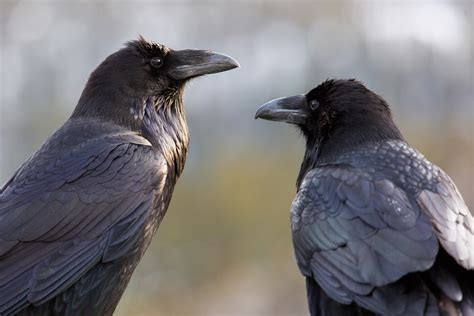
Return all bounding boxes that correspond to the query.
[417,171,474,269]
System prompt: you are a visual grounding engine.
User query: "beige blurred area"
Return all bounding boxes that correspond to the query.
[0,1,473,315]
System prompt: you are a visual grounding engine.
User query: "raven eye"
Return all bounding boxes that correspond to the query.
[150,57,163,68]
[309,99,319,110]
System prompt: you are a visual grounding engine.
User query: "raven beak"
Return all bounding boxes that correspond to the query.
[169,49,239,80]
[255,94,308,124]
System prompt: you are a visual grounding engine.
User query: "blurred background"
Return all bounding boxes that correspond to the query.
[0,0,472,315]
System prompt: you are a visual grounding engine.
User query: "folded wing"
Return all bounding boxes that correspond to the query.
[0,130,166,313]
[292,165,439,314]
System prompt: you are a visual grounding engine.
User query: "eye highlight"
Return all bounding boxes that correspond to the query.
[150,57,163,68]
[309,99,320,111]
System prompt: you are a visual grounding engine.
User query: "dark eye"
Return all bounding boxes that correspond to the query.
[309,99,319,110]
[150,57,163,68]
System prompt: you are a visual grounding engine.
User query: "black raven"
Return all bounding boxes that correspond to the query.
[255,79,474,315]
[0,37,238,315]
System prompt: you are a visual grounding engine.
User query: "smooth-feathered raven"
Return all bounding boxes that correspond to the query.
[255,79,474,315]
[0,37,238,315]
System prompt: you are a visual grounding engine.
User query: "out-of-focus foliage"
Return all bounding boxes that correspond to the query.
[0,1,472,315]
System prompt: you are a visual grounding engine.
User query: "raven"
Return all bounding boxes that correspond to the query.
[0,37,238,315]
[255,79,474,315]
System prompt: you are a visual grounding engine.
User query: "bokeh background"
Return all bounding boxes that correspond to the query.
[0,1,473,315]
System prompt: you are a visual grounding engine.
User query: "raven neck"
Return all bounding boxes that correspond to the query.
[297,138,320,189]
[141,93,189,181]
[72,88,189,182]
[297,122,403,189]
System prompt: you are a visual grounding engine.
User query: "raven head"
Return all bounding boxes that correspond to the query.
[73,36,239,121]
[255,79,402,147]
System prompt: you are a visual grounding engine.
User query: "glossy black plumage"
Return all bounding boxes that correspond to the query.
[256,79,474,315]
[0,37,238,315]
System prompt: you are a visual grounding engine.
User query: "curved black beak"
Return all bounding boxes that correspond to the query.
[255,94,308,124]
[169,49,239,80]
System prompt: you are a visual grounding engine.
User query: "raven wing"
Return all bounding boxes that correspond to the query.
[417,167,474,269]
[0,128,166,313]
[292,165,439,314]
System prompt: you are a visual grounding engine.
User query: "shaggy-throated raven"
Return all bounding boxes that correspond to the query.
[0,37,238,315]
[256,79,474,315]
